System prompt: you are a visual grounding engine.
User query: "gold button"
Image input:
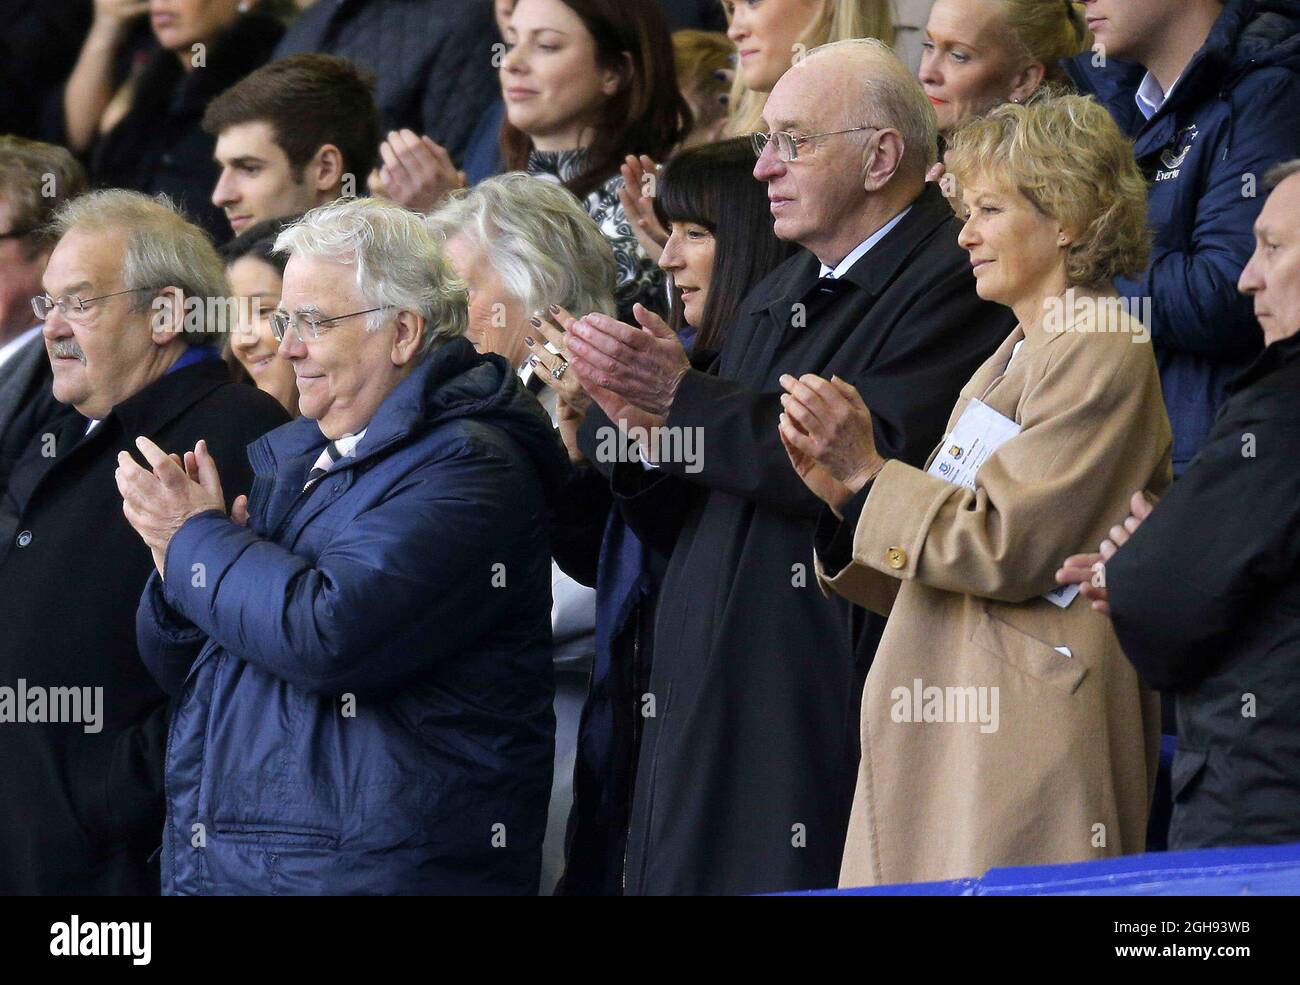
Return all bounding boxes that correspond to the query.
[886,547,907,570]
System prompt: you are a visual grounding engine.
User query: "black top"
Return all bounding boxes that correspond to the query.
[1108,330,1300,851]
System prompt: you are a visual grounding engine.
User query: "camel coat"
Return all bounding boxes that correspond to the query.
[818,301,1171,888]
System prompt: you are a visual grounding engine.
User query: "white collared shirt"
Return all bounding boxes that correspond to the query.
[309,427,368,475]
[0,325,41,371]
[1136,71,1182,120]
[818,207,912,280]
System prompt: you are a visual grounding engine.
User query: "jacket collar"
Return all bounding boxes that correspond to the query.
[1227,329,1300,394]
[249,337,502,475]
[4,358,233,515]
[758,182,954,317]
[88,357,233,447]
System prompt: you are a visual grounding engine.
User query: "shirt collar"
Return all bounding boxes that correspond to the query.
[167,343,223,374]
[1135,70,1181,120]
[322,428,367,460]
[818,207,911,279]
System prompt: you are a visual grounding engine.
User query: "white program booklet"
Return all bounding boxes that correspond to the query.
[927,399,1080,610]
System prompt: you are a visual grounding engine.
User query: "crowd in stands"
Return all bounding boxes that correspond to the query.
[0,0,1297,896]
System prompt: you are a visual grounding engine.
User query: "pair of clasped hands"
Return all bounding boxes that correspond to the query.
[777,373,1157,612]
[114,437,248,578]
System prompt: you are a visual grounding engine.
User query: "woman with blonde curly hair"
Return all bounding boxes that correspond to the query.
[778,94,1172,886]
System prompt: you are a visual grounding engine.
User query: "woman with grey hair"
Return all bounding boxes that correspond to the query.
[428,172,617,425]
[428,172,615,894]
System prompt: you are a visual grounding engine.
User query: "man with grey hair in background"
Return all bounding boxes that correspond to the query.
[565,38,1016,894]
[0,136,86,497]
[124,197,569,894]
[0,190,288,894]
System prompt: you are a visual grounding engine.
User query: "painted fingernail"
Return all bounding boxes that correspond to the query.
[548,303,561,314]
[529,316,543,328]
[524,336,536,347]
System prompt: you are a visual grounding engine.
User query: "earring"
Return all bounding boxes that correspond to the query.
[1011,96,1022,104]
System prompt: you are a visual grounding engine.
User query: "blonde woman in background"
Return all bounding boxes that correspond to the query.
[922,0,1089,136]
[674,30,736,149]
[723,0,895,136]
[779,95,1169,886]
[620,1,896,257]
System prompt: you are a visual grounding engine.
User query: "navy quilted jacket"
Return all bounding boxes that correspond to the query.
[136,338,569,894]
[1064,0,1300,473]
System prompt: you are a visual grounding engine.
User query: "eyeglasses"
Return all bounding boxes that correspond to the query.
[269,306,392,343]
[30,288,151,322]
[750,125,883,162]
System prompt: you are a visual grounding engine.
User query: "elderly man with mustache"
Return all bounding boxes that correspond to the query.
[0,190,287,894]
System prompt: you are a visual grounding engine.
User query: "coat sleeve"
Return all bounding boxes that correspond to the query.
[1115,74,1300,358]
[68,701,170,850]
[136,568,209,697]
[576,402,698,559]
[1107,416,1300,692]
[549,461,611,588]
[834,336,1172,604]
[160,438,548,698]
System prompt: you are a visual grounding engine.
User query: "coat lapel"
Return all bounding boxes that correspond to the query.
[0,335,47,434]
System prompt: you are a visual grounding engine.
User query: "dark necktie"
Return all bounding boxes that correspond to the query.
[304,440,341,491]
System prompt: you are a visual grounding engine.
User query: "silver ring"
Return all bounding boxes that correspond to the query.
[551,359,569,381]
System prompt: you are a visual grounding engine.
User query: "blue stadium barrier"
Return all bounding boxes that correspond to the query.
[789,842,1300,895]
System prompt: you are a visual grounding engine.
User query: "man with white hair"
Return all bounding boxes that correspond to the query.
[122,197,569,894]
[0,190,288,894]
[565,39,1016,894]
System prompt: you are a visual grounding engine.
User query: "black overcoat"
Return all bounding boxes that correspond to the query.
[579,183,1018,894]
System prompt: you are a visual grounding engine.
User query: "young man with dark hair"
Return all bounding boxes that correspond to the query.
[203,54,381,236]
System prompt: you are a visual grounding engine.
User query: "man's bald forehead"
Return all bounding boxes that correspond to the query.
[766,58,860,131]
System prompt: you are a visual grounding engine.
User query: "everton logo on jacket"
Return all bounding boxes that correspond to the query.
[1156,124,1199,181]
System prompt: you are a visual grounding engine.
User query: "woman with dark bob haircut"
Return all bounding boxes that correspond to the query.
[539,137,795,895]
[217,214,299,416]
[654,137,799,355]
